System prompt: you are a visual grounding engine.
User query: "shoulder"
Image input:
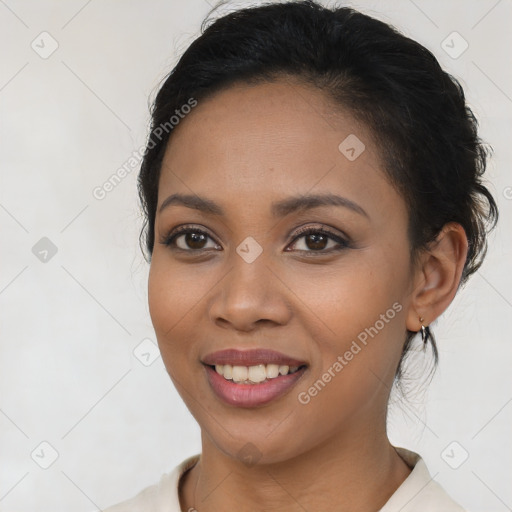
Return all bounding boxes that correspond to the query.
[102,454,200,512]
[379,447,468,512]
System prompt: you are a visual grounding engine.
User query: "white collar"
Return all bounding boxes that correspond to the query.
[377,447,466,511]
[113,447,466,511]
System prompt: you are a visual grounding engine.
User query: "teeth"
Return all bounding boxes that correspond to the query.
[213,363,303,383]
[232,365,248,382]
[223,364,232,380]
[248,364,267,383]
[266,364,279,379]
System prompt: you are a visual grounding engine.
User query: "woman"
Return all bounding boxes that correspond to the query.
[105,1,498,510]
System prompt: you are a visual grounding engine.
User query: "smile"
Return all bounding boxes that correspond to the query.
[213,363,302,384]
[202,348,308,407]
[204,365,307,407]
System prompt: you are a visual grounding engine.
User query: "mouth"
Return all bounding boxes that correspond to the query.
[202,349,308,407]
[208,362,306,383]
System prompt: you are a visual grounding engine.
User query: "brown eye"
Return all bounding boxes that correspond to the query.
[303,233,329,250]
[179,232,208,250]
[288,227,349,253]
[163,226,220,252]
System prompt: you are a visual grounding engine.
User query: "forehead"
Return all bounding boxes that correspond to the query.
[158,80,400,220]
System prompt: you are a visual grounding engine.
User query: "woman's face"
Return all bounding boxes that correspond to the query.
[148,79,416,464]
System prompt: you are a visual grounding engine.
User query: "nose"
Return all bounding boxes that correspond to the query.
[208,255,292,332]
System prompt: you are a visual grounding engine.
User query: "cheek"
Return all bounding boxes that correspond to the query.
[293,251,408,405]
[295,303,406,434]
[148,262,175,337]
[147,258,203,363]
[288,250,406,340]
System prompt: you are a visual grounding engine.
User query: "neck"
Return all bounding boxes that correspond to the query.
[179,421,412,512]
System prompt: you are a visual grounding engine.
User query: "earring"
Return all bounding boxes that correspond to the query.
[419,316,427,345]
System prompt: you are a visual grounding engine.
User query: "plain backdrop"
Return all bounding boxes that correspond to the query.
[1,1,511,511]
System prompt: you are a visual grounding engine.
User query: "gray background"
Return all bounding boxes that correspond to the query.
[1,0,511,510]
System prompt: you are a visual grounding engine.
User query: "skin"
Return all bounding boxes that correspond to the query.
[147,78,468,511]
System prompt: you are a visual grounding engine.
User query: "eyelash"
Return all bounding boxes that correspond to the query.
[160,224,350,255]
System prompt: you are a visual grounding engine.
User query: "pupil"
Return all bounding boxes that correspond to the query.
[306,233,327,250]
[187,232,206,249]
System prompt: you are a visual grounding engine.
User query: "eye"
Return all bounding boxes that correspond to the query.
[161,225,221,252]
[286,226,350,253]
[160,224,350,254]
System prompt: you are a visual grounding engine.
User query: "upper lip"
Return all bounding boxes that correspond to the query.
[202,349,307,367]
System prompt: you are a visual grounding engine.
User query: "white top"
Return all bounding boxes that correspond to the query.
[103,447,467,512]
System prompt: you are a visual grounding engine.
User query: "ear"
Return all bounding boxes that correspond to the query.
[406,222,468,332]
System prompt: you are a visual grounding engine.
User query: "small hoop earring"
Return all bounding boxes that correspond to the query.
[419,316,427,345]
[421,325,428,345]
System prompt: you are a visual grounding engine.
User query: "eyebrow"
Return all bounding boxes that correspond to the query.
[158,192,368,218]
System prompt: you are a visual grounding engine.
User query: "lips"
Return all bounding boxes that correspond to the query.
[202,348,306,367]
[202,349,308,408]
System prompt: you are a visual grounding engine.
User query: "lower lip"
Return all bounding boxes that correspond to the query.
[204,365,307,408]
